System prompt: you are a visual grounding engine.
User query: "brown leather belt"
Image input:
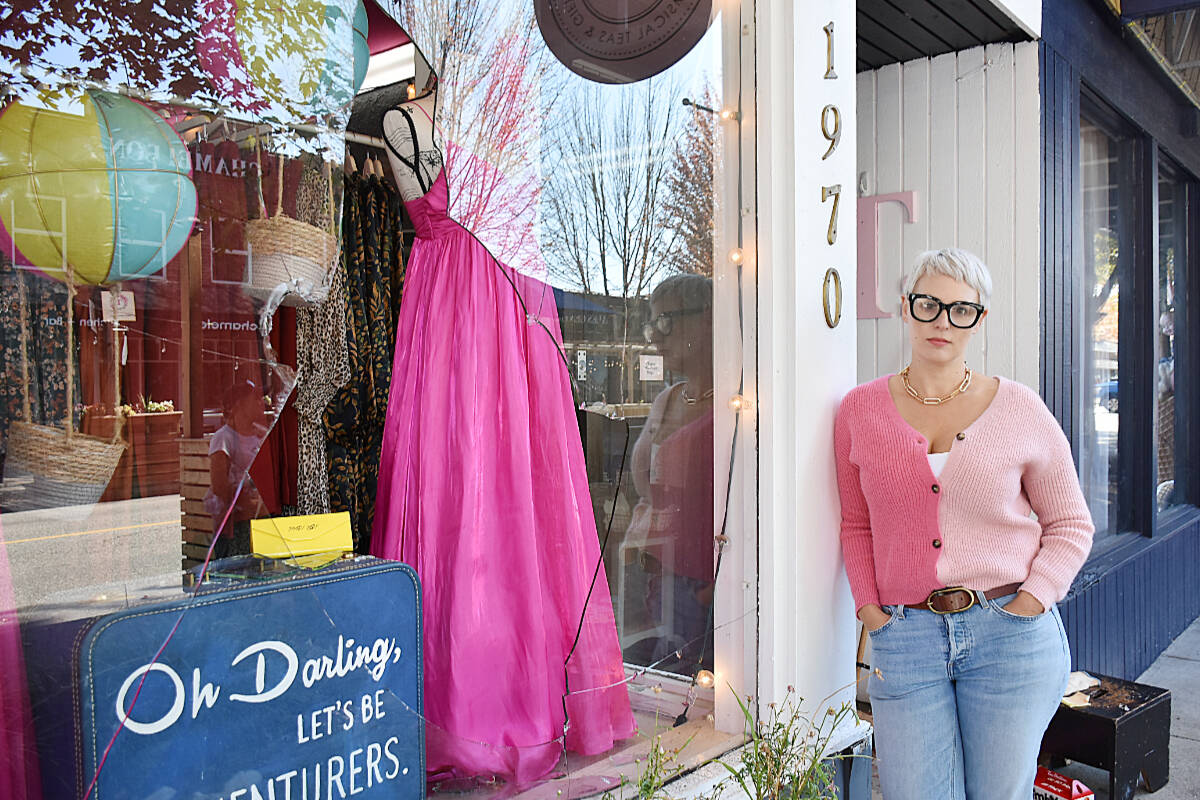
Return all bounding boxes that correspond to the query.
[905,583,1023,614]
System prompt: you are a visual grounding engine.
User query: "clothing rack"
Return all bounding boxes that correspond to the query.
[345,131,386,149]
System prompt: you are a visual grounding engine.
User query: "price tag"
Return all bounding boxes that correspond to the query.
[251,511,353,559]
[102,290,136,322]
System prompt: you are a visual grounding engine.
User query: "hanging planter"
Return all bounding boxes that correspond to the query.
[245,147,338,310]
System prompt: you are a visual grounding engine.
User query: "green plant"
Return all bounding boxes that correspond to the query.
[720,685,863,800]
[597,680,870,800]
[600,733,694,800]
[116,395,176,416]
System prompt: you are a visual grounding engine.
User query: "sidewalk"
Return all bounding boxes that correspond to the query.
[869,614,1200,799]
[1055,614,1200,799]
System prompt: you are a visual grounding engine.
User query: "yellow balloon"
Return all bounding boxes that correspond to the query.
[0,98,115,284]
[0,92,196,285]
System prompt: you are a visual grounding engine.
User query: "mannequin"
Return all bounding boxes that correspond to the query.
[381,51,442,201]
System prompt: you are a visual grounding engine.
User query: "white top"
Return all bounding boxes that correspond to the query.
[927,451,950,478]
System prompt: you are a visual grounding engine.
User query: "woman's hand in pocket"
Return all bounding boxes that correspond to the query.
[859,604,892,632]
[1001,590,1045,617]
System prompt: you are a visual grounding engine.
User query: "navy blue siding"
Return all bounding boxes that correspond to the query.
[1042,0,1200,679]
[1039,42,1080,454]
[1059,515,1200,679]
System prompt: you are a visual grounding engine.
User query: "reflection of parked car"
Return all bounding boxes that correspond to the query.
[1095,380,1118,412]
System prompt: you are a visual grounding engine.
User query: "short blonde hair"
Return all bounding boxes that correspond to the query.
[900,248,993,307]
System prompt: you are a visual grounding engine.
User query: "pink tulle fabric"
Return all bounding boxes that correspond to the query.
[0,521,42,799]
[371,167,635,785]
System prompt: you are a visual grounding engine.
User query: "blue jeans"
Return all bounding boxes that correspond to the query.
[867,592,1070,800]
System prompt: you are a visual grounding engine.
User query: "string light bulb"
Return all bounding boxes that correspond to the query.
[719,108,741,122]
[729,394,750,412]
[728,247,744,264]
[406,83,417,100]
[695,669,716,689]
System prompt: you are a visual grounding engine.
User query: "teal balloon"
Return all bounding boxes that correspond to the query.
[353,0,369,94]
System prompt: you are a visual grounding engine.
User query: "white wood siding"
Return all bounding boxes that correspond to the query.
[855,42,1041,390]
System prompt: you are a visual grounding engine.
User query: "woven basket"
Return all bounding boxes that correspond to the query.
[3,420,126,511]
[246,150,337,308]
[246,215,337,307]
[0,273,125,512]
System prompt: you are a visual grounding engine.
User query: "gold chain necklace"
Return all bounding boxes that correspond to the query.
[901,366,972,406]
[682,384,715,405]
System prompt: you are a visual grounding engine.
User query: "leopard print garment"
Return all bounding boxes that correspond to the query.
[294,166,350,515]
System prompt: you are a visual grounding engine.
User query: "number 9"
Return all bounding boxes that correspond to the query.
[821,104,841,161]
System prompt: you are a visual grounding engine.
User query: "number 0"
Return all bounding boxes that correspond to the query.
[823,268,842,328]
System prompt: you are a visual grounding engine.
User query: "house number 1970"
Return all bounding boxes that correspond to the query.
[821,20,842,329]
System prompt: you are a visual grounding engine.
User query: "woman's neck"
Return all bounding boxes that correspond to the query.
[904,358,969,398]
[682,362,713,394]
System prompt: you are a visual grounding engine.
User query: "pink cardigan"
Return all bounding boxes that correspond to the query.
[834,375,1094,613]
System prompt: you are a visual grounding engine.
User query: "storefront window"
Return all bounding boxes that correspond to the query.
[1156,166,1185,511]
[1080,116,1124,538]
[548,67,725,684]
[1,1,745,796]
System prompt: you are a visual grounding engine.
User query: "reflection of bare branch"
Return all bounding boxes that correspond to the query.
[542,79,682,301]
[396,2,559,267]
[663,88,717,276]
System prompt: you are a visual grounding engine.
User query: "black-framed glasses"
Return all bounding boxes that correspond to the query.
[643,308,706,342]
[907,293,986,329]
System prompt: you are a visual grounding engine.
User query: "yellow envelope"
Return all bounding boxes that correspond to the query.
[250,512,353,559]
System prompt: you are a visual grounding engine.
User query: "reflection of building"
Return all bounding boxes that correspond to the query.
[1093,292,1119,383]
[555,288,668,405]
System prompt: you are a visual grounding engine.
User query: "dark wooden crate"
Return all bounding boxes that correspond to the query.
[1041,675,1170,800]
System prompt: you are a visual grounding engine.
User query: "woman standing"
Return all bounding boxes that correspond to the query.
[834,248,1094,800]
[627,274,715,673]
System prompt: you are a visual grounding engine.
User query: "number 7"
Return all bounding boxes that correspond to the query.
[821,184,841,245]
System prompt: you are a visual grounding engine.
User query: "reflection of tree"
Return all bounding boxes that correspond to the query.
[1092,227,1119,316]
[1,0,204,104]
[394,1,557,267]
[1,0,350,128]
[662,90,717,277]
[542,80,681,298]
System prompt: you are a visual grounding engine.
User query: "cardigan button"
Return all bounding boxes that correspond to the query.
[932,539,942,548]
[956,432,966,441]
[931,484,940,494]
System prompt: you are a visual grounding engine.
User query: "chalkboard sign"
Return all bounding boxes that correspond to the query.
[24,557,423,800]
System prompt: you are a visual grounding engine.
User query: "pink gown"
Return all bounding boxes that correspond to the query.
[370,163,635,785]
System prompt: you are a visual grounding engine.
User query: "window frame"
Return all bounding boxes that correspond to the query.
[1074,87,1200,559]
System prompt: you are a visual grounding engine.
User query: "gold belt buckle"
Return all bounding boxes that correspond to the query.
[926,586,975,614]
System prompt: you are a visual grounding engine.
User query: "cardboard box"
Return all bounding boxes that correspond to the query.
[1034,766,1095,800]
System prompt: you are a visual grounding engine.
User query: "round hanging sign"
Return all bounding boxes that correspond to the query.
[535,0,713,84]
